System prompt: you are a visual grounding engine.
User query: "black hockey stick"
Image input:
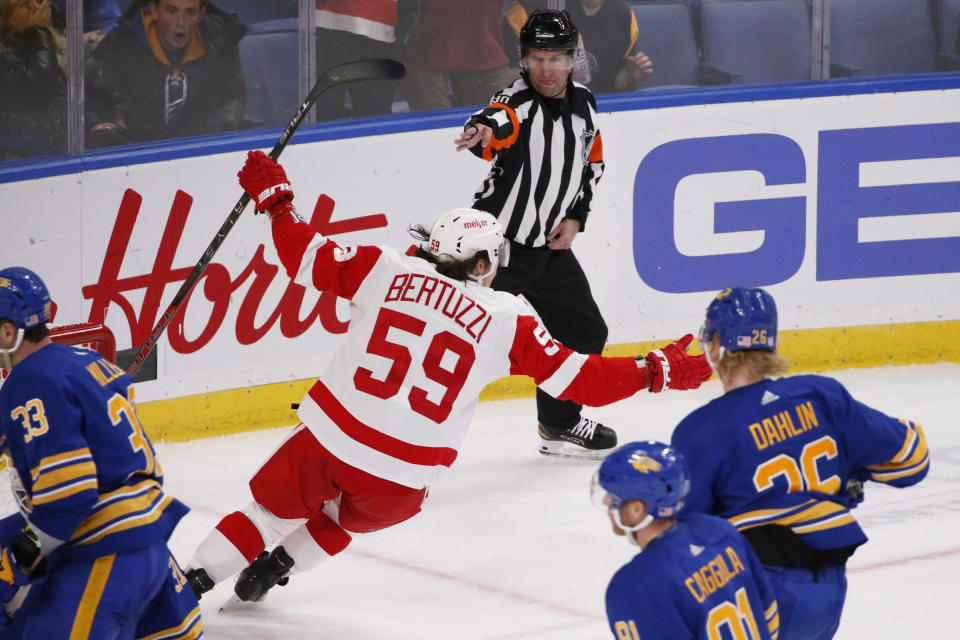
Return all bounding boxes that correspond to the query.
[126,58,406,376]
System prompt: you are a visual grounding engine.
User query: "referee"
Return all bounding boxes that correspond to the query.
[454,9,614,459]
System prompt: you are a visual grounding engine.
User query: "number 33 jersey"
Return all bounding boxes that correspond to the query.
[671,375,929,551]
[271,216,647,490]
[0,343,187,560]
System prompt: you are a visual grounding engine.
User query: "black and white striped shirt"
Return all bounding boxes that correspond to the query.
[466,76,605,248]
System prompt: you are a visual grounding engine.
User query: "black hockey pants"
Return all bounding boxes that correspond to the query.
[491,241,608,430]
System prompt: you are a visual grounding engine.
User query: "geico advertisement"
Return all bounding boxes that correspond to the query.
[592,88,960,341]
[3,89,960,401]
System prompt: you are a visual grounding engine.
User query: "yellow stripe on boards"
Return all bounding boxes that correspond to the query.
[135,320,960,443]
[69,554,115,640]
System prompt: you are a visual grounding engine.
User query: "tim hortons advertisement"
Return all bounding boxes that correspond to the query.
[2,89,960,401]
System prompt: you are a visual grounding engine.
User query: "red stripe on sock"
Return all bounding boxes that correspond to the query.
[306,514,353,556]
[216,511,266,563]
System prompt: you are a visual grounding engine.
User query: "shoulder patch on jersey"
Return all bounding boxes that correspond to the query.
[580,128,598,164]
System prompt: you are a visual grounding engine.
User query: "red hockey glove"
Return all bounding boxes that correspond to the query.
[238,150,294,214]
[644,334,712,393]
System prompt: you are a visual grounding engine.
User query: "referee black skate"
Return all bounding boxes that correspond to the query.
[454,9,614,459]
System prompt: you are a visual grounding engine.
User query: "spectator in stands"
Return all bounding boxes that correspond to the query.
[505,0,652,93]
[314,0,417,120]
[85,0,247,145]
[402,0,519,111]
[0,0,69,158]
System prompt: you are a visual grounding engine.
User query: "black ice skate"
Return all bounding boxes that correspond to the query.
[233,546,295,603]
[538,416,617,459]
[186,567,215,600]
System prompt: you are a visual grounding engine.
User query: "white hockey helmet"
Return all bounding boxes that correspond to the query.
[428,208,508,267]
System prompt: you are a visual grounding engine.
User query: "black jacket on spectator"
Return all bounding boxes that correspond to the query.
[87,1,247,143]
[0,26,68,157]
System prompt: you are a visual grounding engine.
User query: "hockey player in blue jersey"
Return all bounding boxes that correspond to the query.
[0,267,202,639]
[671,287,930,640]
[595,440,780,640]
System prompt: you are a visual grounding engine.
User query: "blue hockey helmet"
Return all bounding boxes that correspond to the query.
[699,287,777,353]
[593,441,690,519]
[0,267,52,330]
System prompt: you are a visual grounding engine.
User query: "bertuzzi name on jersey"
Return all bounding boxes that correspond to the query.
[383,272,493,344]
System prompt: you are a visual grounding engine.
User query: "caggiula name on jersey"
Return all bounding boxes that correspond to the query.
[748,401,820,451]
[684,545,746,604]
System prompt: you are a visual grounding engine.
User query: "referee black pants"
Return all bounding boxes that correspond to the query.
[491,241,608,430]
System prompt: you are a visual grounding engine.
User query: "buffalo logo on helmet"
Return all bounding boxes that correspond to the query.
[0,278,10,288]
[630,454,662,474]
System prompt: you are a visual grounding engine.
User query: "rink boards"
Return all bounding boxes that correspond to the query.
[2,78,959,441]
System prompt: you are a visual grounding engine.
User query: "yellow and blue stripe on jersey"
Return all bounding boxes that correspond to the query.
[672,374,930,552]
[30,447,98,507]
[0,343,188,563]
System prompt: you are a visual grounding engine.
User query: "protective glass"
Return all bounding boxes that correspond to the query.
[522,52,575,71]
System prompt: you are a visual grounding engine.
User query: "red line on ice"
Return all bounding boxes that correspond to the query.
[848,546,960,573]
[349,548,596,622]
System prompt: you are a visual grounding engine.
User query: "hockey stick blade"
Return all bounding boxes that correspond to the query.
[126,59,406,376]
[269,59,405,162]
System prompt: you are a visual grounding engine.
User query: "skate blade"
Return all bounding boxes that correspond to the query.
[219,593,262,612]
[539,439,612,460]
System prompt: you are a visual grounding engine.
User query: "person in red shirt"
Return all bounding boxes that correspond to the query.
[403,0,519,111]
[314,0,417,119]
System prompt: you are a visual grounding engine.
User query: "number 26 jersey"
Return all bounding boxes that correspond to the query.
[671,375,929,551]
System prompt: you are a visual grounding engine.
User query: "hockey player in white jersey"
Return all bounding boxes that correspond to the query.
[184,150,712,604]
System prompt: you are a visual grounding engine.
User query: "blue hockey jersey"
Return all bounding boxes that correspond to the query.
[0,343,188,564]
[606,513,779,640]
[671,375,929,551]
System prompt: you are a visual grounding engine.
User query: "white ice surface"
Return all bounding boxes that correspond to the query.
[159,364,960,639]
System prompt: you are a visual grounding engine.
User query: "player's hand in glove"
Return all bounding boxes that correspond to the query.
[844,468,869,508]
[238,150,294,215]
[642,334,712,392]
[0,529,44,619]
[7,529,45,581]
[0,547,31,598]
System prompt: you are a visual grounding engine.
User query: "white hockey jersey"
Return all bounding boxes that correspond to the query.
[272,215,646,489]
